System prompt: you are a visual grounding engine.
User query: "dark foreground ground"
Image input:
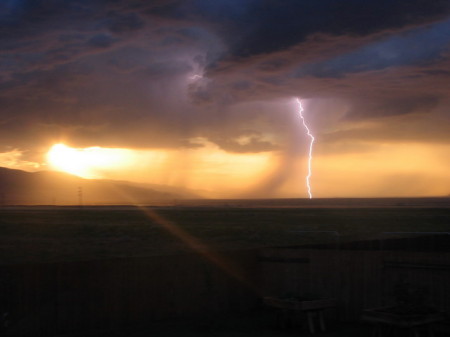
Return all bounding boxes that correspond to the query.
[1,198,449,264]
[51,312,374,337]
[55,310,449,337]
[1,199,449,336]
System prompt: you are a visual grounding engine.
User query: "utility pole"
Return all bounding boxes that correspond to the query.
[78,186,83,207]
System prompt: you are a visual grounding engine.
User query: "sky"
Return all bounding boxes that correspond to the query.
[1,0,449,198]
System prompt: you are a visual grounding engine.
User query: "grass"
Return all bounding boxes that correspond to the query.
[0,205,449,264]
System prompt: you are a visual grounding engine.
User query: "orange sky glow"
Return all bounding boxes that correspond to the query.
[1,138,448,198]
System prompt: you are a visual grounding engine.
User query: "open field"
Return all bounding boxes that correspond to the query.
[0,198,449,337]
[0,198,449,264]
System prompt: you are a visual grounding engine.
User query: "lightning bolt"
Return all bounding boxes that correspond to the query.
[295,97,315,199]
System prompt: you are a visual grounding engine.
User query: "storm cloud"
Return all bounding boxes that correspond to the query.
[0,0,449,197]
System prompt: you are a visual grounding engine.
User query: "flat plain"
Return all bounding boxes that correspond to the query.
[0,198,449,264]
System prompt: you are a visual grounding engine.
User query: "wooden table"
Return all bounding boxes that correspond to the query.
[263,297,336,334]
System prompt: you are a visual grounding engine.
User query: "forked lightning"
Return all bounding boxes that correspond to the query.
[295,98,315,199]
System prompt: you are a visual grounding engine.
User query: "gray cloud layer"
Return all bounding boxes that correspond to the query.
[0,0,449,158]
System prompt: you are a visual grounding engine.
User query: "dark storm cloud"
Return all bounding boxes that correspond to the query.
[87,34,117,49]
[294,19,450,78]
[0,0,450,158]
[196,12,450,142]
[106,12,144,34]
[186,0,450,57]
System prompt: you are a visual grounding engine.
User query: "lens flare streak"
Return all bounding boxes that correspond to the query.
[102,183,258,293]
[295,97,315,199]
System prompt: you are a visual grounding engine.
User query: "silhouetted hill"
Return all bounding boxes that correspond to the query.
[0,167,191,205]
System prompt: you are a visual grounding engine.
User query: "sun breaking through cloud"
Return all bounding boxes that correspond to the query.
[0,1,448,198]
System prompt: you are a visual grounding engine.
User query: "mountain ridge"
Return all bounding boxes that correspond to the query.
[0,167,199,205]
